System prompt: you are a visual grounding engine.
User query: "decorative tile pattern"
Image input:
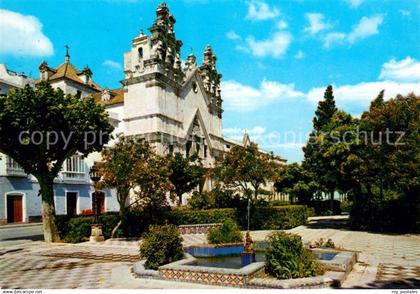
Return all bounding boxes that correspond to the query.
[160,269,246,286]
[375,264,420,288]
[178,223,222,235]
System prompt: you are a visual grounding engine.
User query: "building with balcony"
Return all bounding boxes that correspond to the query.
[0,60,119,224]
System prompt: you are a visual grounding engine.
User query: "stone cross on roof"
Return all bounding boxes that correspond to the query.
[65,45,70,62]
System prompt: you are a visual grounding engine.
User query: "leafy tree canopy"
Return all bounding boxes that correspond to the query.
[167,152,204,206]
[0,81,114,242]
[214,142,280,203]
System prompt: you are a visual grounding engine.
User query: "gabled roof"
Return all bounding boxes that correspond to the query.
[93,88,124,106]
[184,108,213,151]
[39,61,101,92]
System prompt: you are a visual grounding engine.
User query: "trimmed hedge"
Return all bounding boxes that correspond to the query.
[56,213,120,243]
[56,205,313,242]
[237,205,314,230]
[168,208,237,225]
[309,200,341,216]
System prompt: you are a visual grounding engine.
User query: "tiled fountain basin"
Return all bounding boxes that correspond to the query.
[133,253,265,287]
[133,248,358,288]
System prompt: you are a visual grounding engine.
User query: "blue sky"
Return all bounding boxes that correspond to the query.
[1,0,419,162]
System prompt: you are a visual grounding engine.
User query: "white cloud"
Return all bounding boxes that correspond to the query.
[221,79,304,112]
[103,59,122,70]
[223,126,267,144]
[307,81,418,107]
[0,9,54,56]
[379,57,420,83]
[246,0,280,21]
[346,0,364,8]
[244,32,292,58]
[226,30,241,40]
[276,20,288,30]
[323,15,383,47]
[348,15,383,43]
[223,126,266,136]
[323,32,347,48]
[222,57,419,113]
[304,13,331,35]
[294,50,305,59]
[307,57,419,109]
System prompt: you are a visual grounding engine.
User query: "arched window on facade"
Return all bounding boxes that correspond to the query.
[138,47,143,59]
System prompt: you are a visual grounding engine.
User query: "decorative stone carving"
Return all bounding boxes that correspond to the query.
[199,45,223,118]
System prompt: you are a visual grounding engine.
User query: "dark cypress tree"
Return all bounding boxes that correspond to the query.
[304,85,338,212]
[369,89,385,111]
[313,85,338,132]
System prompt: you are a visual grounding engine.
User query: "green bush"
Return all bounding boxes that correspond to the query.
[188,188,243,210]
[237,205,314,230]
[340,200,352,214]
[140,224,184,270]
[269,200,291,206]
[188,191,215,210]
[265,231,323,279]
[56,205,313,243]
[207,219,243,244]
[350,194,419,233]
[168,208,236,225]
[309,200,341,216]
[313,238,335,248]
[56,213,121,243]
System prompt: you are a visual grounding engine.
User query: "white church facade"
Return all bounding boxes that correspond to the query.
[0,3,284,224]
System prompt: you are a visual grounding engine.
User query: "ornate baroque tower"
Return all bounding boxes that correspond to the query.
[122,3,224,163]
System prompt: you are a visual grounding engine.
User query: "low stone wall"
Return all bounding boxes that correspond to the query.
[178,223,221,235]
[312,248,358,279]
[248,275,337,289]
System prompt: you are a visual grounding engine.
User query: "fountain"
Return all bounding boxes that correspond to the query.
[241,231,256,266]
[241,198,256,266]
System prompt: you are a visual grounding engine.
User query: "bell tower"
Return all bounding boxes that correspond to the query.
[122,3,185,142]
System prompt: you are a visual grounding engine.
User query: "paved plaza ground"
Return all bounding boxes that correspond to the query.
[0,216,419,289]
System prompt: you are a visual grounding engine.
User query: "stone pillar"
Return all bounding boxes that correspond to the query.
[89,224,105,242]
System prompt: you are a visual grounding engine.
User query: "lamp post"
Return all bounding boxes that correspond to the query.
[89,162,104,242]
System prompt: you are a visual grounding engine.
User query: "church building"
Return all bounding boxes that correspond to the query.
[0,3,284,224]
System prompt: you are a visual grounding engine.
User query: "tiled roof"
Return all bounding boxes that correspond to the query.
[43,62,101,92]
[94,88,124,106]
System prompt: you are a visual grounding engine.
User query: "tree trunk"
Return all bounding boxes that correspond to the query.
[178,193,182,206]
[38,177,61,242]
[112,190,128,238]
[330,188,335,214]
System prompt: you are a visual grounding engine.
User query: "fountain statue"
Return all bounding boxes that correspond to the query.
[241,198,256,266]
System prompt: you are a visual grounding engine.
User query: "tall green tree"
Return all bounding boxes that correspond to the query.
[131,146,174,212]
[99,137,153,236]
[313,85,338,132]
[344,93,420,231]
[214,143,279,204]
[167,152,204,206]
[369,89,385,110]
[0,82,113,242]
[303,85,339,211]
